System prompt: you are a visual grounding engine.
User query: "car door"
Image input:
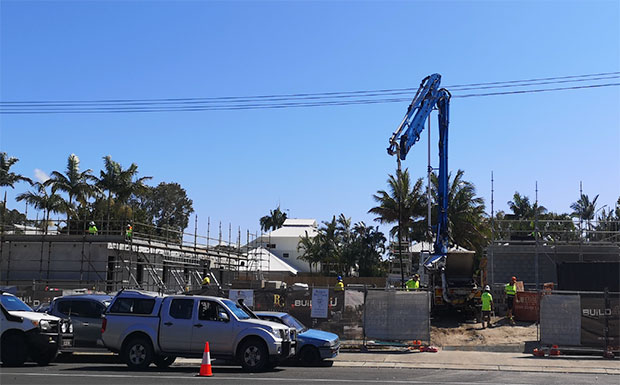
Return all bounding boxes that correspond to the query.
[77,300,106,347]
[54,300,85,348]
[191,300,233,354]
[159,298,195,353]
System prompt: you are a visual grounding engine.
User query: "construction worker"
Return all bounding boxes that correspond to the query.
[335,276,344,291]
[88,221,98,235]
[405,274,420,291]
[505,276,517,325]
[481,285,493,329]
[126,223,133,239]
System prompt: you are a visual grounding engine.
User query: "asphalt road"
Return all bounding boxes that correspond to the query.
[1,361,618,385]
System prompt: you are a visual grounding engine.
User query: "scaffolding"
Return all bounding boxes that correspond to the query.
[0,218,257,297]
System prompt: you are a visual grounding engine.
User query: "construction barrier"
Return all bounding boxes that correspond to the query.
[363,290,431,342]
[540,290,619,351]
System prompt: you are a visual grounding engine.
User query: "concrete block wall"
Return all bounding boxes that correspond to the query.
[487,244,620,287]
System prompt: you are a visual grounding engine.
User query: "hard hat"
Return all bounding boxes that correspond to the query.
[337,275,342,281]
[89,221,95,226]
[511,276,517,281]
[484,285,490,291]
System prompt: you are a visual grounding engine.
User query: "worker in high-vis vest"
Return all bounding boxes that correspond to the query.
[405,274,420,291]
[201,276,211,287]
[335,276,344,291]
[88,221,98,235]
[126,224,133,238]
[505,276,517,325]
[481,285,493,329]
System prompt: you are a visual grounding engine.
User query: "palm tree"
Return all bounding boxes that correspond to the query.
[297,231,321,273]
[570,193,600,237]
[507,192,547,219]
[368,168,426,240]
[0,152,32,189]
[97,155,151,230]
[352,221,386,277]
[259,206,287,232]
[16,183,66,233]
[48,154,99,228]
[431,170,488,253]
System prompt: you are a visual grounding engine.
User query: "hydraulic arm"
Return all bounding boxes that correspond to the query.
[387,73,451,269]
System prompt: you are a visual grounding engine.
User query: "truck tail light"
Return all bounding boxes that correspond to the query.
[101,318,107,334]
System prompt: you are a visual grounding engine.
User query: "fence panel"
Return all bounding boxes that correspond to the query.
[364,290,430,342]
[540,294,581,346]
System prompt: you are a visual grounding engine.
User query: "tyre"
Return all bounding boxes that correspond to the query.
[31,347,58,366]
[1,333,28,367]
[299,346,321,366]
[153,355,176,368]
[238,339,268,372]
[122,336,154,370]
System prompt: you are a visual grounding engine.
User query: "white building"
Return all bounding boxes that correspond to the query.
[248,219,318,273]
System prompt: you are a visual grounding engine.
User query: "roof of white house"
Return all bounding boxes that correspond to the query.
[241,247,298,274]
[265,218,318,238]
[282,218,317,227]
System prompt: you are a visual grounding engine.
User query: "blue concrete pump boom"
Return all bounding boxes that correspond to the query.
[387,73,451,270]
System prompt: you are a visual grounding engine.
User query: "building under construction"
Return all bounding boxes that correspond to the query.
[0,219,255,302]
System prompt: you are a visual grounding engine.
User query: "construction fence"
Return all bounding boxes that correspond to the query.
[224,287,431,343]
[539,290,619,352]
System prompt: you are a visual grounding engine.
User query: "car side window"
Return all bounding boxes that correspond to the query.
[169,299,194,320]
[57,300,72,316]
[198,300,227,322]
[109,298,155,314]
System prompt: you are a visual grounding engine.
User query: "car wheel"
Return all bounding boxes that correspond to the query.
[299,346,321,366]
[122,336,154,370]
[31,347,58,366]
[238,339,268,372]
[1,333,28,367]
[153,355,176,368]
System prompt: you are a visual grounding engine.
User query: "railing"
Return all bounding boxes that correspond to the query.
[491,219,619,244]
[0,218,259,255]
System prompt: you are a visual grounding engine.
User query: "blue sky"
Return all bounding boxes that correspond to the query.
[1,0,618,241]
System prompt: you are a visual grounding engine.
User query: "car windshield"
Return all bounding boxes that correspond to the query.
[1,294,33,312]
[281,313,307,333]
[222,299,250,320]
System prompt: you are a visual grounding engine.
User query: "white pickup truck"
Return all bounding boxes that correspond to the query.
[0,291,73,366]
[101,290,296,371]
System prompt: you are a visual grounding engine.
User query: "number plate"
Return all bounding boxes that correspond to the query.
[62,339,73,347]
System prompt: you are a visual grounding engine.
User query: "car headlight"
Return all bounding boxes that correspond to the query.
[61,322,68,333]
[323,341,331,347]
[69,322,73,333]
[39,320,51,331]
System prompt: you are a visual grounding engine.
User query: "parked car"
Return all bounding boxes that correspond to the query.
[0,291,73,366]
[101,290,297,371]
[48,294,113,349]
[255,311,340,365]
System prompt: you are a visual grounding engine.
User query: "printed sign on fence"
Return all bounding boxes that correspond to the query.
[311,288,329,318]
[229,289,254,307]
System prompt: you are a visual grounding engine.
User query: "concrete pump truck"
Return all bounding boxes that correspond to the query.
[387,74,481,316]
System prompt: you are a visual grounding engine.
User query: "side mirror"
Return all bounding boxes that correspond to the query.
[218,312,229,322]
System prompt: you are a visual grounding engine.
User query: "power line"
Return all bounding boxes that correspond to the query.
[1,75,618,114]
[2,71,618,106]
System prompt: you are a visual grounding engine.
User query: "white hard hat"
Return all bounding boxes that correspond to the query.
[484,285,490,291]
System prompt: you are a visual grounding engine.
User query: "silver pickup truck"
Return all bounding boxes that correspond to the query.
[101,290,296,371]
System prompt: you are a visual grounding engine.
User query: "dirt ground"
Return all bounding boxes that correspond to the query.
[430,316,539,347]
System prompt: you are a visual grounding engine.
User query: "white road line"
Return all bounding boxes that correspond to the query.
[0,372,541,385]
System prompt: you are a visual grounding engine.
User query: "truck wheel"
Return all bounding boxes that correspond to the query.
[299,346,321,366]
[1,333,28,367]
[30,347,58,366]
[122,337,154,370]
[153,355,176,368]
[238,339,268,372]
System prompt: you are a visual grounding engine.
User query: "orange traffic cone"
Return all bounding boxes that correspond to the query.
[197,341,213,377]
